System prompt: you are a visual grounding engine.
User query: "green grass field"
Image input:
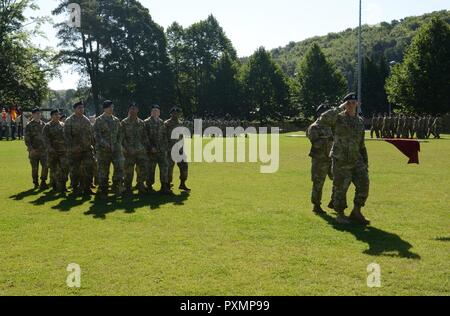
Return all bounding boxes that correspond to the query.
[0,133,449,296]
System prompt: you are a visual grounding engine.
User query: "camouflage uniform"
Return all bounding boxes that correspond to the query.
[382,115,390,138]
[93,113,124,192]
[64,114,95,191]
[25,120,48,185]
[318,108,369,213]
[165,117,188,185]
[121,116,149,191]
[43,121,68,190]
[306,121,335,207]
[144,117,169,188]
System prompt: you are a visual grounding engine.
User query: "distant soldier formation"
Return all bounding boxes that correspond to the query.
[370,113,442,139]
[23,101,191,196]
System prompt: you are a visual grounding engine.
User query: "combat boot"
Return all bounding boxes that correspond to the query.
[39,181,49,190]
[179,181,191,192]
[313,204,326,215]
[159,183,173,195]
[336,210,350,224]
[33,181,39,190]
[327,201,334,210]
[137,183,147,195]
[349,206,371,226]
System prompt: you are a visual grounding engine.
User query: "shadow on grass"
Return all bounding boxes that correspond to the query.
[84,191,190,220]
[435,237,450,242]
[319,213,421,260]
[9,188,40,201]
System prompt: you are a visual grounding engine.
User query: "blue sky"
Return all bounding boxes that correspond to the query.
[26,0,450,90]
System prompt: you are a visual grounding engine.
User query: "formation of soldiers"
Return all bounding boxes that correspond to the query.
[307,93,370,226]
[370,113,442,139]
[24,101,191,196]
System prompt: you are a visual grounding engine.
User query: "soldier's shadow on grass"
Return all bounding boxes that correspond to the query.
[320,213,421,260]
[9,188,40,201]
[83,192,190,220]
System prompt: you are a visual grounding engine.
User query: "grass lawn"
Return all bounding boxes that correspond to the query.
[0,133,449,296]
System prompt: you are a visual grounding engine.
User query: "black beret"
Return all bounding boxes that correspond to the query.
[343,93,358,103]
[316,104,329,116]
[170,107,181,114]
[73,100,84,109]
[31,107,41,114]
[50,109,60,116]
[103,100,113,109]
[151,104,161,110]
[128,102,138,109]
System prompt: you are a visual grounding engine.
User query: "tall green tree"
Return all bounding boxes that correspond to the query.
[361,55,389,115]
[386,18,450,114]
[0,0,56,108]
[296,43,347,118]
[241,47,291,122]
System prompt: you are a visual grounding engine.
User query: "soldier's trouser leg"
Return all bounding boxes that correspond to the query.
[124,154,136,189]
[39,153,48,182]
[136,153,148,185]
[158,152,169,184]
[311,159,330,206]
[352,160,370,208]
[370,129,374,138]
[69,154,81,189]
[332,160,353,212]
[168,157,175,185]
[147,154,157,187]
[97,152,112,190]
[112,151,125,188]
[178,161,188,182]
[29,156,39,184]
[81,151,95,190]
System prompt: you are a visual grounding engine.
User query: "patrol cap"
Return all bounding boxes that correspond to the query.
[103,100,113,109]
[50,109,60,116]
[31,107,41,114]
[343,93,358,103]
[316,104,329,116]
[170,107,182,114]
[151,104,161,110]
[73,100,84,109]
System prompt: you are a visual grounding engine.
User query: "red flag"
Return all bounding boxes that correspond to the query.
[385,139,421,164]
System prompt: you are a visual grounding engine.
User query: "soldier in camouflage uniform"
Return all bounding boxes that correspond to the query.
[121,103,149,195]
[25,108,48,189]
[165,107,190,192]
[93,100,125,196]
[43,110,68,193]
[318,93,370,225]
[306,104,335,215]
[64,101,95,195]
[145,104,172,195]
[381,113,390,138]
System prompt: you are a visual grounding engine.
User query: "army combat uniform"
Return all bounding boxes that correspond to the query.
[121,116,149,193]
[145,116,170,191]
[43,120,68,191]
[306,120,335,212]
[93,113,125,194]
[318,107,370,219]
[165,117,189,187]
[64,114,95,193]
[25,119,48,187]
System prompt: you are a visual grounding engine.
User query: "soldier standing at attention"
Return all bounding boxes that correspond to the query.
[370,114,377,139]
[64,101,95,195]
[25,107,48,190]
[93,100,125,196]
[145,104,172,195]
[165,107,190,192]
[121,103,149,195]
[318,93,370,225]
[43,110,68,193]
[306,104,335,215]
[381,113,389,138]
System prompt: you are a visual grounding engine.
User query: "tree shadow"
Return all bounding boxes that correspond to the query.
[319,213,421,260]
[84,191,190,220]
[9,188,40,201]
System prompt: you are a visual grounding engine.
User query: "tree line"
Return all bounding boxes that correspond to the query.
[2,1,449,119]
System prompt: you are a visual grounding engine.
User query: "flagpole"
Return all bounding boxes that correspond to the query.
[358,0,363,114]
